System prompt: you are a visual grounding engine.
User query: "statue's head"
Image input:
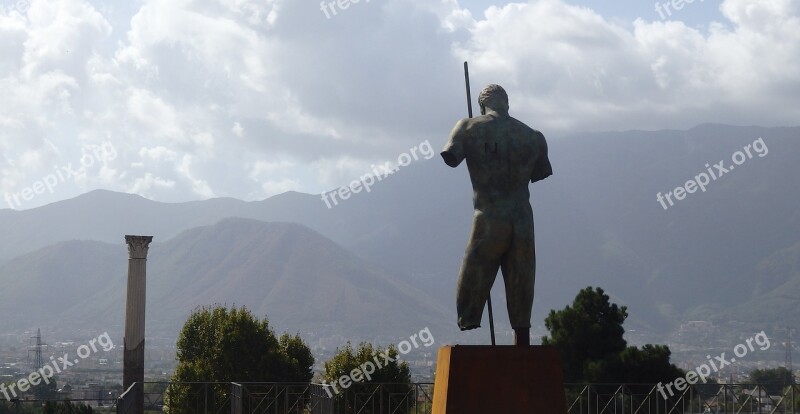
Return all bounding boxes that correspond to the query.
[478,84,509,115]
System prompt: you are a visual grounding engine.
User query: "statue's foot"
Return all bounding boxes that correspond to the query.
[514,328,530,346]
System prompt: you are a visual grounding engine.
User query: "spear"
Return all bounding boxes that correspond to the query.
[463,61,496,346]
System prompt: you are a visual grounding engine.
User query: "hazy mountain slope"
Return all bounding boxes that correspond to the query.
[579,126,800,320]
[0,190,354,266]
[0,191,248,264]
[0,124,798,341]
[343,124,800,336]
[0,218,453,344]
[712,241,800,328]
[145,218,453,339]
[0,240,125,337]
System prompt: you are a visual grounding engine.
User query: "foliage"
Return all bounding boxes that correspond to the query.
[543,286,684,384]
[0,400,35,414]
[41,401,95,414]
[280,332,315,382]
[0,401,94,414]
[748,367,795,395]
[584,344,685,384]
[165,305,314,413]
[542,286,628,381]
[32,378,60,401]
[323,342,412,414]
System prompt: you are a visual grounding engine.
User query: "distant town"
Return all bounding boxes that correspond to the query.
[0,328,438,405]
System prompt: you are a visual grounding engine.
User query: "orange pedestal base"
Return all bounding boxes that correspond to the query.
[432,345,567,414]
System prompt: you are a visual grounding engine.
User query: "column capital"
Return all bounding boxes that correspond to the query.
[125,235,153,259]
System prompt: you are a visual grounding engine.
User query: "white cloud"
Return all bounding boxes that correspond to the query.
[0,0,797,208]
[452,0,800,131]
[232,122,244,137]
[254,178,300,199]
[139,146,178,162]
[128,172,176,195]
[248,159,294,179]
[176,154,214,198]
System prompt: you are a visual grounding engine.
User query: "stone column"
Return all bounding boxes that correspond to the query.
[123,235,153,414]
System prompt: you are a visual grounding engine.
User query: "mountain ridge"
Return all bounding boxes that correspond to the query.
[0,124,798,347]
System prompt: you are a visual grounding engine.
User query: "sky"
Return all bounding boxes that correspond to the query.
[0,0,797,209]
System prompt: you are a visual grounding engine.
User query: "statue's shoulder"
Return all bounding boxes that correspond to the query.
[509,116,545,140]
[455,115,492,132]
[530,127,546,141]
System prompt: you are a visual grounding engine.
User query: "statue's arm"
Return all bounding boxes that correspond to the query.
[441,119,469,168]
[531,132,553,183]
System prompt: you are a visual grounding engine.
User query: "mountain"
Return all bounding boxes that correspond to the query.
[0,218,455,346]
[345,124,800,339]
[713,241,800,328]
[0,190,327,265]
[0,124,798,345]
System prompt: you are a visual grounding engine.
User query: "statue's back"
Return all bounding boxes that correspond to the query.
[461,114,547,210]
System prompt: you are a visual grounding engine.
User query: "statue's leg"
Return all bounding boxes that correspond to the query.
[501,209,535,346]
[456,211,510,331]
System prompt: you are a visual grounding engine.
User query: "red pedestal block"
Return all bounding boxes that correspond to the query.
[432,345,567,414]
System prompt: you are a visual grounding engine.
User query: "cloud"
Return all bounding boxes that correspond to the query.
[459,0,800,131]
[0,0,797,208]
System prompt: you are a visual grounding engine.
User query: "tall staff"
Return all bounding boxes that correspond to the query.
[463,61,496,346]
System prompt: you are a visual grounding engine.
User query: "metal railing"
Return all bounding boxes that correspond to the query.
[115,382,434,414]
[0,398,117,413]
[565,383,800,414]
[4,382,797,414]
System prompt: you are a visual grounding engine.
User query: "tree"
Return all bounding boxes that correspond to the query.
[543,287,628,381]
[280,333,315,382]
[543,286,684,384]
[42,401,95,413]
[32,377,59,400]
[165,305,314,413]
[748,367,795,395]
[584,344,685,385]
[323,342,411,414]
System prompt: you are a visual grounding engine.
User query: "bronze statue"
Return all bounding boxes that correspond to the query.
[441,84,552,346]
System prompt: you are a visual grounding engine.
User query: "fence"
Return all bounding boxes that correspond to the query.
[0,398,116,413]
[565,383,800,414]
[2,382,797,413]
[115,382,434,414]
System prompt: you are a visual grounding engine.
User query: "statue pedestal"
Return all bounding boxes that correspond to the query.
[432,345,567,414]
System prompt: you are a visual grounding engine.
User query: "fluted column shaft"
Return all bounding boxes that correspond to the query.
[123,235,152,414]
